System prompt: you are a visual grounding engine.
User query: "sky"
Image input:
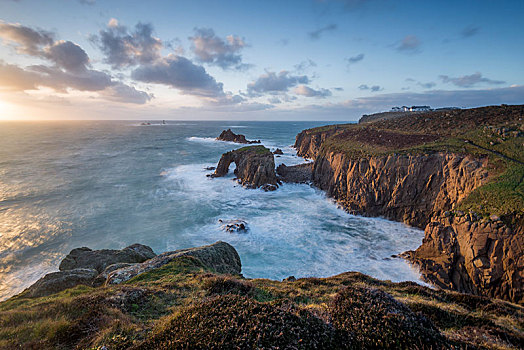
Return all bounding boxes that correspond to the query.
[0,0,523,121]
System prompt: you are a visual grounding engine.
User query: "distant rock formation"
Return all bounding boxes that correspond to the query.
[273,148,284,155]
[212,145,278,190]
[216,129,261,144]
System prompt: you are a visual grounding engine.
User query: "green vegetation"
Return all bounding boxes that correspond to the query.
[1,256,522,349]
[234,145,271,155]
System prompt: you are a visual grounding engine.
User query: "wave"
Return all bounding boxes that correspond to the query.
[160,162,425,284]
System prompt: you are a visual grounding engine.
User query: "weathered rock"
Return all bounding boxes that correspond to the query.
[404,216,524,304]
[219,219,248,233]
[273,148,284,155]
[93,263,138,286]
[106,241,241,285]
[25,268,99,298]
[211,146,278,189]
[310,151,488,228]
[59,244,156,273]
[276,163,313,183]
[216,129,260,144]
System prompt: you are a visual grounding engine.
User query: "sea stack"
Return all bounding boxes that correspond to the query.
[216,129,261,144]
[212,145,278,190]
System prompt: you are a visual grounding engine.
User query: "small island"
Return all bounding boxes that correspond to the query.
[216,129,261,144]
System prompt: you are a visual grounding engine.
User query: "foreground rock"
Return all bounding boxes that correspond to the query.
[276,163,313,183]
[107,241,241,284]
[25,241,240,297]
[211,145,278,190]
[25,268,99,298]
[216,129,260,144]
[59,243,156,273]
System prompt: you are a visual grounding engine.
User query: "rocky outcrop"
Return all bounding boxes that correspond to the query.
[24,242,241,297]
[24,268,99,298]
[212,146,278,189]
[273,148,284,155]
[107,241,241,284]
[403,214,524,303]
[312,151,488,228]
[216,129,260,144]
[59,244,156,273]
[219,219,248,233]
[276,163,313,183]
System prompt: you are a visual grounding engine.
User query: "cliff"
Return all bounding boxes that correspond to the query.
[1,242,522,349]
[212,145,278,190]
[294,105,524,303]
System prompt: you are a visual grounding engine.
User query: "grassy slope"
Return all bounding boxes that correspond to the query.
[304,105,524,217]
[0,256,522,349]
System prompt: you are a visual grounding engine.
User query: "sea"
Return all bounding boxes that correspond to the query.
[0,120,425,301]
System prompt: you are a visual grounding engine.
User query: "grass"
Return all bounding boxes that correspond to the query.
[0,259,523,349]
[234,145,271,155]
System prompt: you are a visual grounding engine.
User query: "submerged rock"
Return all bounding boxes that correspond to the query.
[107,241,241,285]
[216,129,260,144]
[219,219,248,233]
[59,244,156,273]
[211,145,278,189]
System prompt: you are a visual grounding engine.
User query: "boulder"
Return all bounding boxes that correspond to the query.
[107,241,241,285]
[211,146,278,189]
[216,129,260,144]
[59,243,156,273]
[273,148,284,155]
[219,219,248,233]
[25,268,99,298]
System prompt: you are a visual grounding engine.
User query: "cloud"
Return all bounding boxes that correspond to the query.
[417,81,436,89]
[131,55,226,98]
[294,85,332,98]
[0,22,54,55]
[247,71,310,95]
[189,28,249,70]
[342,85,524,111]
[79,0,96,5]
[294,59,317,73]
[0,21,152,104]
[359,84,382,92]
[0,61,152,104]
[308,24,337,40]
[0,61,41,90]
[44,40,90,72]
[93,21,162,68]
[102,83,153,104]
[346,53,364,64]
[396,35,421,53]
[461,25,480,38]
[439,72,505,88]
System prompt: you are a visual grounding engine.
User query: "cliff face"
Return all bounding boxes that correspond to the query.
[294,123,523,303]
[404,215,523,304]
[212,146,278,189]
[312,151,488,228]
